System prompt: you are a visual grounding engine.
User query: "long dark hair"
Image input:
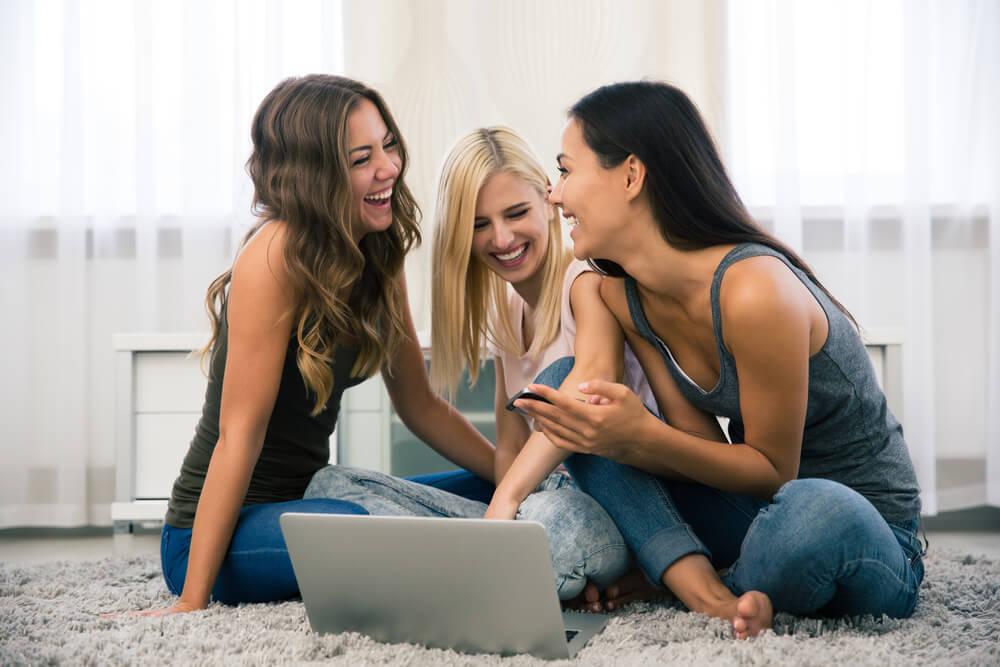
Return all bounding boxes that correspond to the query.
[570,80,856,326]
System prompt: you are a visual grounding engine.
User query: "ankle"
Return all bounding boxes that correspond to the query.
[660,554,738,617]
[663,575,735,615]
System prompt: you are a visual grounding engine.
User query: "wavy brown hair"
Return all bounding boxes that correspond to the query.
[204,75,421,415]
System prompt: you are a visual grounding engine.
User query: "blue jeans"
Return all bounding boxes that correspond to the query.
[536,356,926,618]
[304,465,630,600]
[159,470,489,605]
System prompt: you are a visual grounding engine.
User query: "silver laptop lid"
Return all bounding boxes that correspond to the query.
[279,513,586,659]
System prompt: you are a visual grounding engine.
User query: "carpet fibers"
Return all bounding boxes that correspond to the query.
[2,548,998,665]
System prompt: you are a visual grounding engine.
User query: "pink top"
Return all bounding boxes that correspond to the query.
[495,260,656,425]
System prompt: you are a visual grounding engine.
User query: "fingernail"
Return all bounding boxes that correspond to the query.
[578,382,588,391]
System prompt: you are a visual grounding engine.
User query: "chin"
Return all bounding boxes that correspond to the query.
[361,215,393,236]
[570,241,591,261]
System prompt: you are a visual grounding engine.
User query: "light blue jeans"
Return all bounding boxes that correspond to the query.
[535,356,926,618]
[305,465,630,600]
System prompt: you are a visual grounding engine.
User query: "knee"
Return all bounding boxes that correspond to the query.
[774,479,874,531]
[531,356,575,389]
[303,465,363,499]
[760,479,880,565]
[520,490,630,597]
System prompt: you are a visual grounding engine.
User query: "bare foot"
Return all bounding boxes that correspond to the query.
[563,581,603,613]
[730,591,773,640]
[604,568,666,611]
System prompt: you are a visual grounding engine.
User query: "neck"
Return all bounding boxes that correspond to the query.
[607,211,728,305]
[511,263,547,311]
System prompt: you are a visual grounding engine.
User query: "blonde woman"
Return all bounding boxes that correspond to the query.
[429,127,655,600]
[141,75,496,615]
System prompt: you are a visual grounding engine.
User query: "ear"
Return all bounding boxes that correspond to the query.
[623,155,647,202]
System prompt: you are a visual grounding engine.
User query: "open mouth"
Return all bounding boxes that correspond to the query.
[491,243,529,268]
[363,187,392,209]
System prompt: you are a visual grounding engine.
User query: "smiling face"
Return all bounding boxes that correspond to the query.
[470,170,551,289]
[548,118,633,260]
[346,98,403,239]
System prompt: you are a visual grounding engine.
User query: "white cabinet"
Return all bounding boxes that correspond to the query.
[111,335,210,532]
[112,330,901,532]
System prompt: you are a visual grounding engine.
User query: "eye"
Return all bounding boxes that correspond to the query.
[352,155,370,167]
[473,219,490,231]
[507,208,528,220]
[556,166,568,179]
[384,137,399,151]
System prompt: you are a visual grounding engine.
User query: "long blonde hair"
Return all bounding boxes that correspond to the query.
[431,127,570,398]
[205,75,421,415]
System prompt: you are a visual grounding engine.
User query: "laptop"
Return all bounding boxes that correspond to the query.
[279,513,608,660]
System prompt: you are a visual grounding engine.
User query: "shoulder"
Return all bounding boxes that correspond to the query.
[720,255,811,348]
[562,259,592,294]
[598,276,632,329]
[231,221,293,303]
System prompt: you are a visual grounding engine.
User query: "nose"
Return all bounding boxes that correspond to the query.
[374,151,400,182]
[491,221,515,250]
[548,180,563,207]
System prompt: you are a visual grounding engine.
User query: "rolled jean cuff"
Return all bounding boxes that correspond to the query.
[637,523,711,589]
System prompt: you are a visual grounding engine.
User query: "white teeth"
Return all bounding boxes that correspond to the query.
[364,188,392,202]
[495,245,528,262]
[567,216,579,227]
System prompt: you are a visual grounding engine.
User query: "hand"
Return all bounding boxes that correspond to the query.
[513,380,654,461]
[128,599,207,618]
[483,496,519,521]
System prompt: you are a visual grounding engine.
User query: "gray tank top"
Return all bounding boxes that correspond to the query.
[624,243,921,523]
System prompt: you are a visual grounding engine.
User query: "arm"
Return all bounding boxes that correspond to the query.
[518,260,813,499]
[485,272,621,519]
[154,224,294,613]
[383,274,495,483]
[492,356,532,484]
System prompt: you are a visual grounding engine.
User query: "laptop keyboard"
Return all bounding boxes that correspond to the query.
[565,630,579,642]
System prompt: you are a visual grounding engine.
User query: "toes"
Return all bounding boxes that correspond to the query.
[735,594,758,618]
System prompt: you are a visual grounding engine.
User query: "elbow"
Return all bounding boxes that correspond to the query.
[394,390,440,433]
[568,359,622,385]
[760,467,798,500]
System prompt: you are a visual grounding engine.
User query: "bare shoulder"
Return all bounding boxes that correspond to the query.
[568,270,602,303]
[232,221,292,293]
[598,277,634,331]
[719,255,811,348]
[229,221,295,325]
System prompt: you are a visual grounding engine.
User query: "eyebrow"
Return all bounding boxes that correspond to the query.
[474,202,530,220]
[556,153,569,164]
[350,130,395,154]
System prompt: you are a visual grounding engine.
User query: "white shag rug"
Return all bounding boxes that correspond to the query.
[2,548,998,666]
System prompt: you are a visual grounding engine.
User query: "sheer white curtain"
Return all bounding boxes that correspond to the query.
[726,0,1000,514]
[0,0,344,527]
[1,0,727,526]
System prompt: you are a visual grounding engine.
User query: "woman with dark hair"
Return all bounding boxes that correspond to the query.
[138,75,496,614]
[513,81,924,638]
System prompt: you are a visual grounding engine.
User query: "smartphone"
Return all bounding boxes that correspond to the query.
[504,389,553,416]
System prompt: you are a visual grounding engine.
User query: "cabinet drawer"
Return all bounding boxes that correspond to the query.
[135,412,201,498]
[135,352,208,413]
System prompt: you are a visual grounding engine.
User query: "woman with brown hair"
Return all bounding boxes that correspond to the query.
[142,75,495,614]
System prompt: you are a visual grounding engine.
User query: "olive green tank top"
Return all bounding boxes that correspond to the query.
[165,307,365,528]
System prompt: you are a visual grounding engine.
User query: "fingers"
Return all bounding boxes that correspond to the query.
[524,383,585,413]
[533,420,587,453]
[577,380,628,400]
